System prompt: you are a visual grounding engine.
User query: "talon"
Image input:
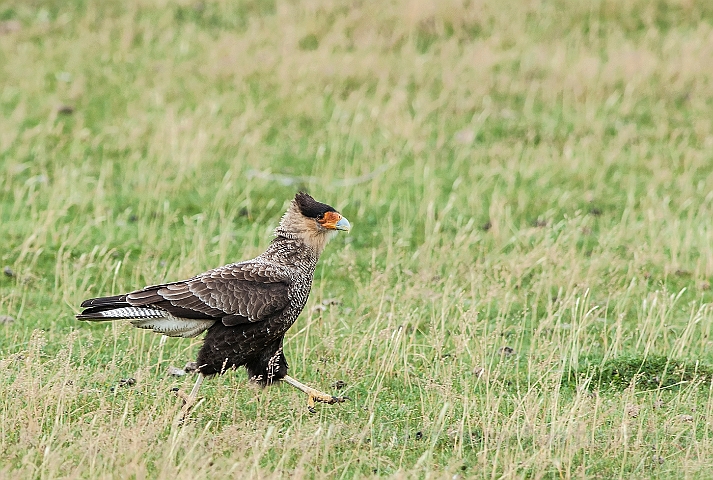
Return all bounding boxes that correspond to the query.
[175,396,204,425]
[172,388,191,405]
[325,395,350,404]
[173,373,205,426]
[282,375,351,413]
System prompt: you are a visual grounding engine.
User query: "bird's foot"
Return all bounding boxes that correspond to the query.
[281,375,350,413]
[171,388,204,424]
[172,387,191,404]
[307,392,351,414]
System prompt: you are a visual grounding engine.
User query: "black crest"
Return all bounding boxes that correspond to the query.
[294,192,336,218]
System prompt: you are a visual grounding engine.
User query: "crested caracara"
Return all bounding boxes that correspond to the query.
[77,192,351,417]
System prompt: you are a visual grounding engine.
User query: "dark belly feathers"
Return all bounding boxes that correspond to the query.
[196,320,290,383]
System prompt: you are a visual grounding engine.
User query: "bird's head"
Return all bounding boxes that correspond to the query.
[276,192,350,252]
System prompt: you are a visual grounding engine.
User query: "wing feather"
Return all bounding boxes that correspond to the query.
[125,263,291,326]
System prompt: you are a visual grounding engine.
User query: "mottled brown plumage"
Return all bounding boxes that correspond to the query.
[77,192,351,414]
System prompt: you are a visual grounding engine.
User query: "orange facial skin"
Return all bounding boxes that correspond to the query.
[318,211,350,231]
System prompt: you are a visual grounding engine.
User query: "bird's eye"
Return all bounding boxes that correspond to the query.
[317,214,324,221]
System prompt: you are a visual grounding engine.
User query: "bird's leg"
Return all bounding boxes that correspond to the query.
[282,374,350,413]
[173,373,205,423]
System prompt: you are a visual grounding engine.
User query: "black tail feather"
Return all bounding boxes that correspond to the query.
[77,294,130,319]
[80,294,128,308]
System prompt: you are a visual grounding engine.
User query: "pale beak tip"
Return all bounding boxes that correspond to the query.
[335,217,351,232]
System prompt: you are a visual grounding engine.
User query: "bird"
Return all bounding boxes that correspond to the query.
[76,192,351,418]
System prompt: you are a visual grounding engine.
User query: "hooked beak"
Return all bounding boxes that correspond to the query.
[335,216,351,232]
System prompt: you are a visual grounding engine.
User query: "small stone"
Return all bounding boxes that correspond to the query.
[167,366,186,377]
[415,431,423,440]
[332,380,347,390]
[0,315,15,324]
[3,267,15,278]
[498,346,515,357]
[184,361,199,373]
[57,105,74,115]
[677,414,694,423]
[626,404,640,418]
[118,378,136,387]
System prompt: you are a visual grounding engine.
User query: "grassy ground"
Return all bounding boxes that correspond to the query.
[2,0,713,477]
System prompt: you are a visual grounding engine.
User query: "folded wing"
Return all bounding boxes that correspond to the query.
[77,263,291,337]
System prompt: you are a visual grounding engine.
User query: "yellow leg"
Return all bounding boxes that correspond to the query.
[282,374,350,413]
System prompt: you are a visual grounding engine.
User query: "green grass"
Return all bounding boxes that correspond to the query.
[2,0,713,477]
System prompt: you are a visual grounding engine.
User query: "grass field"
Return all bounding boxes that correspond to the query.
[3,0,713,477]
